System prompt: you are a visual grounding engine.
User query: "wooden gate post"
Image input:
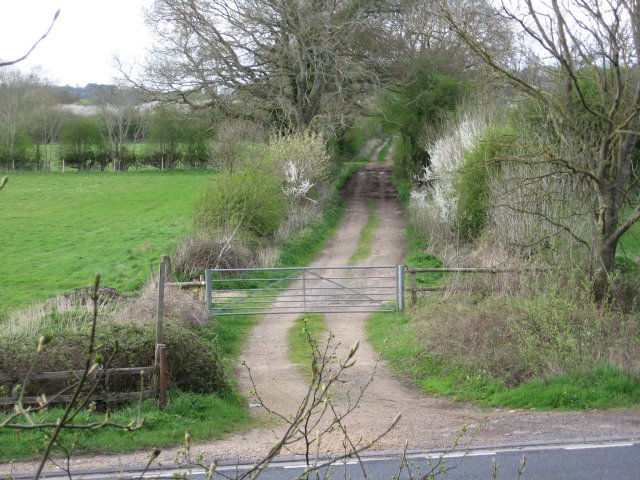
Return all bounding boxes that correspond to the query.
[156,256,166,351]
[155,254,169,380]
[158,344,167,408]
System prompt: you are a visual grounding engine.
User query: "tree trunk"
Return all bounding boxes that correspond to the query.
[593,236,617,302]
[593,183,622,301]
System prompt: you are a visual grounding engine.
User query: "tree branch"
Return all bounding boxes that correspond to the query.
[0,9,60,67]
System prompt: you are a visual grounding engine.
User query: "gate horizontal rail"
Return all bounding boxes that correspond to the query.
[206,265,404,316]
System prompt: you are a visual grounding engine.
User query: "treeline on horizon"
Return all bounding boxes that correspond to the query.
[0,72,215,172]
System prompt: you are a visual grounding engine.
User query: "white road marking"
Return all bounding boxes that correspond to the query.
[564,442,634,450]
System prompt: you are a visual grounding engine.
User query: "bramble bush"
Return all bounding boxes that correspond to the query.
[0,320,226,397]
[411,269,640,388]
[179,132,339,273]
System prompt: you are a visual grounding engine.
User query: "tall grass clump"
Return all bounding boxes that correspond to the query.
[415,270,640,384]
[370,266,640,409]
[0,285,225,396]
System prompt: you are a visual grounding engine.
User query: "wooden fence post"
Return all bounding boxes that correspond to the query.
[156,256,166,365]
[158,344,167,408]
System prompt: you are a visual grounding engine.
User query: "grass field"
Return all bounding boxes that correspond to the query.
[619,210,640,259]
[0,171,211,318]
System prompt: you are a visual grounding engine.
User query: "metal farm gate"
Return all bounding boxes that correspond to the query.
[205,265,404,316]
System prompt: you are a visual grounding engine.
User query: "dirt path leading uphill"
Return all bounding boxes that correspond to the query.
[226,145,485,453]
[3,141,638,475]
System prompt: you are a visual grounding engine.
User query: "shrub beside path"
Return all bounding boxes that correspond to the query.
[3,145,639,475]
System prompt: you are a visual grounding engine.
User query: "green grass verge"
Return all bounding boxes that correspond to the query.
[0,171,210,319]
[287,314,327,376]
[0,390,250,462]
[348,200,378,265]
[367,310,640,410]
[405,228,444,286]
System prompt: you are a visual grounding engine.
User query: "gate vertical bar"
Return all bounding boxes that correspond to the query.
[396,264,405,310]
[205,269,212,311]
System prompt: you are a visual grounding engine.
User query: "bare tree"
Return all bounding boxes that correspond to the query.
[390,0,512,76]
[209,118,264,172]
[23,80,63,170]
[137,0,401,132]
[95,85,144,171]
[0,69,42,170]
[441,0,640,295]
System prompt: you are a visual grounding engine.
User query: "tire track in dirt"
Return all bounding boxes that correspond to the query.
[220,146,485,456]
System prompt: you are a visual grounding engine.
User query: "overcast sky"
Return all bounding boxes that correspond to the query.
[0,0,154,86]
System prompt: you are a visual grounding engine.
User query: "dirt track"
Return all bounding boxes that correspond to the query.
[3,140,639,475]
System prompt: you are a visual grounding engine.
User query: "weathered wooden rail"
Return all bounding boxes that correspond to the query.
[406,267,538,305]
[0,367,155,407]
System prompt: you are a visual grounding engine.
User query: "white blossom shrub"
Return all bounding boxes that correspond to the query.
[268,131,332,204]
[267,131,333,242]
[283,161,314,200]
[409,113,486,244]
